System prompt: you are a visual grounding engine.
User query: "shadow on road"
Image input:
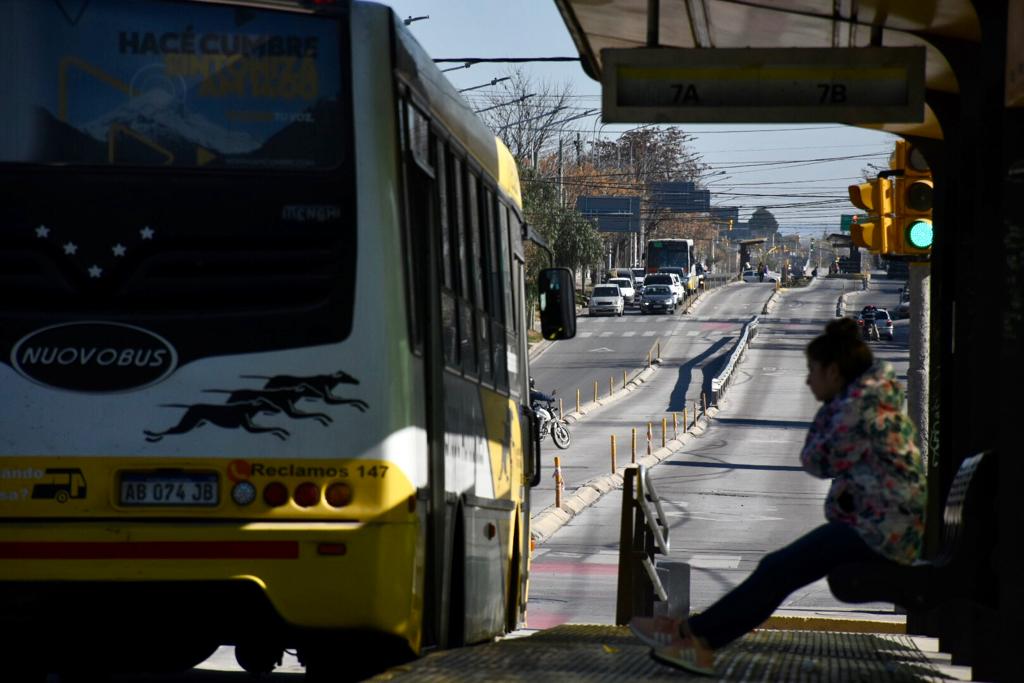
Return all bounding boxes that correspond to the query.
[667,337,733,411]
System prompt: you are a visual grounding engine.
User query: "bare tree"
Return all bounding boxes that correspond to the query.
[477,68,579,167]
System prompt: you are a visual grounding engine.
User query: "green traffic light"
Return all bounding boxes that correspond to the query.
[906,219,933,249]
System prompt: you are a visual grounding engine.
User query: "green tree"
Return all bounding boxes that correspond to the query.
[519,165,603,318]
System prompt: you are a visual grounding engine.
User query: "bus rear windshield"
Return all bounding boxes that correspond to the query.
[0,0,345,170]
[649,242,691,269]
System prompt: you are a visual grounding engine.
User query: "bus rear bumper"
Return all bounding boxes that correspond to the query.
[0,519,423,650]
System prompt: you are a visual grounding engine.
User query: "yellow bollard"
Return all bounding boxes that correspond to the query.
[683,407,688,432]
[610,376,614,397]
[610,434,617,473]
[657,340,661,360]
[673,413,678,440]
[661,418,667,448]
[631,428,637,464]
[623,370,627,391]
[647,351,652,367]
[576,388,581,414]
[594,380,598,404]
[646,422,653,455]
[553,456,563,509]
[559,398,564,419]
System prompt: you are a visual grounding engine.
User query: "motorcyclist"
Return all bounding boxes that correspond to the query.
[860,305,879,341]
[529,377,554,405]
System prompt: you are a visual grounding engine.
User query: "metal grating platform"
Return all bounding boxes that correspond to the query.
[372,625,958,682]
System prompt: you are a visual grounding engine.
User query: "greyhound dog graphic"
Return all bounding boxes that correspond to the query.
[242,370,369,412]
[204,387,335,425]
[144,369,367,441]
[144,397,290,442]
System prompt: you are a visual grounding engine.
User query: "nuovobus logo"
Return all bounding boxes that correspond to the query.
[11,322,178,393]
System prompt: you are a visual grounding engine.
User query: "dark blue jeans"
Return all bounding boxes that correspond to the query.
[687,522,893,649]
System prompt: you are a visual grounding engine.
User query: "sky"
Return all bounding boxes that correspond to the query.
[374,0,898,238]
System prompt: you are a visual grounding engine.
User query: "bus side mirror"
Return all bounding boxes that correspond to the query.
[538,267,576,340]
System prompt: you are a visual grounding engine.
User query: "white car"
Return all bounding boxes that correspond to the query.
[607,277,636,306]
[742,269,779,283]
[643,273,681,304]
[588,284,624,316]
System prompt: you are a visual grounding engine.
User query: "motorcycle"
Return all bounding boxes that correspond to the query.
[531,391,571,450]
[862,319,880,341]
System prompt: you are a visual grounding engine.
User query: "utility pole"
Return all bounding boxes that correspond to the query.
[557,138,564,207]
[906,262,930,463]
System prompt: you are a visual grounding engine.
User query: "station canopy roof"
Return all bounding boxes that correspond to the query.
[553,0,983,140]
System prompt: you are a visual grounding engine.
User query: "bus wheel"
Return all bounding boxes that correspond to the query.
[235,641,282,675]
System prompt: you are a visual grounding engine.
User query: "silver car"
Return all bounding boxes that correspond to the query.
[589,284,624,316]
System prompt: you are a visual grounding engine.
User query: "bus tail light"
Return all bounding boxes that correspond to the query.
[317,543,347,556]
[294,482,321,508]
[263,481,289,507]
[325,482,352,508]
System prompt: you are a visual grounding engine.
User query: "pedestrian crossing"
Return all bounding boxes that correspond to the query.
[575,316,829,340]
[577,328,724,338]
[582,316,829,325]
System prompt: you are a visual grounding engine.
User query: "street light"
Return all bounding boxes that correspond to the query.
[404,15,429,25]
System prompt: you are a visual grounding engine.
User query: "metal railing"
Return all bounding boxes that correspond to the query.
[615,464,670,624]
[710,315,759,404]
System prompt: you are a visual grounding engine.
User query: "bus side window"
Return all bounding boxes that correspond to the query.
[436,140,458,369]
[467,171,491,383]
[399,98,434,353]
[492,199,511,393]
[452,155,477,378]
[507,211,524,398]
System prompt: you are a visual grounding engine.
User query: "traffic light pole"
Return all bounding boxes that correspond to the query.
[906,261,930,463]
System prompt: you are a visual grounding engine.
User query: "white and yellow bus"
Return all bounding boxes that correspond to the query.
[646,238,700,296]
[0,0,574,678]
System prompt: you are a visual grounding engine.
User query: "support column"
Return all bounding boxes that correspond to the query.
[906,262,930,462]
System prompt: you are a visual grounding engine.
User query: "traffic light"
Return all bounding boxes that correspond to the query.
[847,177,892,253]
[890,140,933,255]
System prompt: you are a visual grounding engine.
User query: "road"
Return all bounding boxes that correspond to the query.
[528,280,775,514]
[527,275,910,629]
[529,280,770,404]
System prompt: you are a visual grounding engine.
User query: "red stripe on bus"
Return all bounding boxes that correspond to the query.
[0,541,300,559]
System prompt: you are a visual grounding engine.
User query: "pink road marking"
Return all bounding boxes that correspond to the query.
[526,611,571,629]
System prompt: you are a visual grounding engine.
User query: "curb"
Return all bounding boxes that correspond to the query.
[528,338,552,362]
[762,288,782,315]
[531,405,720,546]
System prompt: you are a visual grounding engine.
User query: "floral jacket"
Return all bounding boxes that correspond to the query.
[800,361,927,564]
